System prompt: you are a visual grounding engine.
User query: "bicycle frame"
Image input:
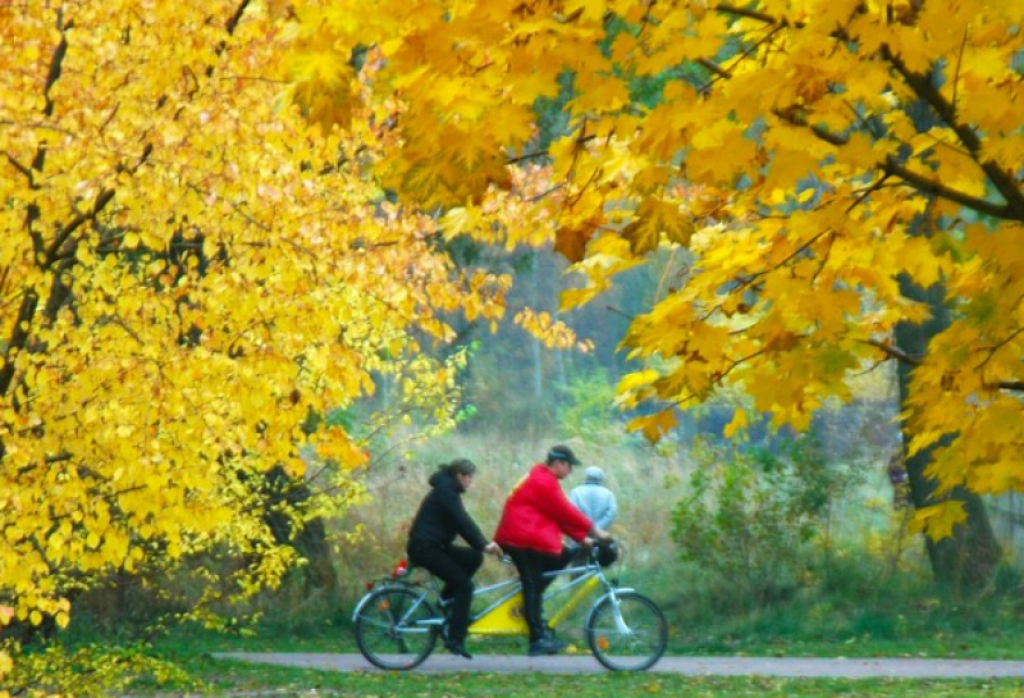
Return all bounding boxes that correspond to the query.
[357,559,633,638]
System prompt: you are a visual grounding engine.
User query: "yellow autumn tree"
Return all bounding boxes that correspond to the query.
[292,0,1024,590]
[0,1,509,691]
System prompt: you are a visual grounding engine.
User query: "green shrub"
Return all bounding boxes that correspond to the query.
[556,368,622,442]
[670,433,866,611]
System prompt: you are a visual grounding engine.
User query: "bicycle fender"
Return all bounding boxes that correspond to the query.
[589,588,637,610]
[351,584,406,622]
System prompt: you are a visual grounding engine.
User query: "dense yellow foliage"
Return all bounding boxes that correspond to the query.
[0,1,509,689]
[292,0,1024,539]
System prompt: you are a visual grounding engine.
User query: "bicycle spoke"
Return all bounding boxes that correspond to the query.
[585,592,667,671]
[354,586,438,670]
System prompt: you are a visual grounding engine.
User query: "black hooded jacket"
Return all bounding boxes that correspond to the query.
[408,470,488,550]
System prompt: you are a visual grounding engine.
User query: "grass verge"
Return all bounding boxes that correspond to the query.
[125,656,1024,698]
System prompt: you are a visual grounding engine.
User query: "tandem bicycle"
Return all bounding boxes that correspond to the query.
[351,540,667,671]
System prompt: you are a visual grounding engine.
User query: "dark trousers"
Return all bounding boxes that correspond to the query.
[504,546,571,643]
[407,541,483,643]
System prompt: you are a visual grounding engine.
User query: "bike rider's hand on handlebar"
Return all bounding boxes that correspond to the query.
[582,528,611,548]
[484,541,504,558]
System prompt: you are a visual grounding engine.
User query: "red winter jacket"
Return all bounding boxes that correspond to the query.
[494,464,593,555]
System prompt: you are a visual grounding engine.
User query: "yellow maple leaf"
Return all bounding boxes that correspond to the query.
[628,409,678,442]
[723,408,749,439]
[911,501,968,541]
[621,198,694,255]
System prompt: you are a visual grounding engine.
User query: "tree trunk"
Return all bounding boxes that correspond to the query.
[895,277,1000,595]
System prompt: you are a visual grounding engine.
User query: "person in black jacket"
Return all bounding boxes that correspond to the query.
[406,459,502,659]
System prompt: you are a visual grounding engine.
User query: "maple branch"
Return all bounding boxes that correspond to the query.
[865,339,1024,392]
[951,28,969,121]
[509,135,596,165]
[714,3,778,24]
[882,156,1014,220]
[605,305,635,321]
[564,164,603,210]
[811,230,836,285]
[697,57,731,79]
[739,227,833,290]
[636,0,658,40]
[864,338,921,365]
[883,47,1024,221]
[975,324,1024,373]
[508,149,550,165]
[527,182,566,202]
[706,25,785,91]
[773,108,848,146]
[847,173,891,213]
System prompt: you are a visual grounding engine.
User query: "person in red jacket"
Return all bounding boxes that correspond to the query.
[493,445,610,656]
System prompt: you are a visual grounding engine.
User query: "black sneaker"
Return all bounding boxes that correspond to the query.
[527,637,567,656]
[444,639,473,659]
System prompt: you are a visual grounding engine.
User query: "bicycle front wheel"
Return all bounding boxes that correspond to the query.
[354,586,439,670]
[584,591,667,671]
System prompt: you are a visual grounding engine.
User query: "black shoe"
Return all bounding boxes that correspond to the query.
[444,639,473,659]
[527,637,567,656]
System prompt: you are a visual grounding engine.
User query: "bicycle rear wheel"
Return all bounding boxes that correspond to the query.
[584,591,667,671]
[354,586,439,670]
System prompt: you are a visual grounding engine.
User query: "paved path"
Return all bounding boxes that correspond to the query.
[213,652,1024,679]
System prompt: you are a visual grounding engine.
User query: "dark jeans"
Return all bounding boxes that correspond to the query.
[503,546,571,643]
[406,541,483,643]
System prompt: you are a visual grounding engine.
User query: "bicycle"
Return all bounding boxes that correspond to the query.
[351,540,668,671]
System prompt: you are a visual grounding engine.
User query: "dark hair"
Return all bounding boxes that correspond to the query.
[439,458,477,477]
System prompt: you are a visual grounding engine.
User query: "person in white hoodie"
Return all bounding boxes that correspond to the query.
[569,466,618,532]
